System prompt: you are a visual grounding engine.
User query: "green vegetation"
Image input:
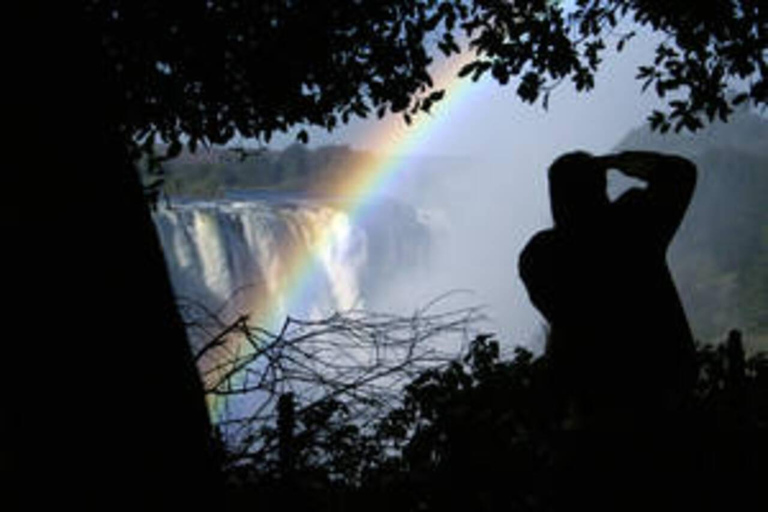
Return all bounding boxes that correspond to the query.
[153,144,370,198]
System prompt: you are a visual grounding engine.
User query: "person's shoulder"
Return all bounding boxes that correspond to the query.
[522,228,558,252]
[528,228,558,245]
[519,229,558,268]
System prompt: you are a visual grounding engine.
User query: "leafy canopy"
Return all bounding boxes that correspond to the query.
[84,0,767,155]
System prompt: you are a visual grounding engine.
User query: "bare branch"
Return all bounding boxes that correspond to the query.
[183,296,484,464]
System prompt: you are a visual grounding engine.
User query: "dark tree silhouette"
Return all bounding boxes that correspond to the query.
[61,0,768,159]
[219,331,766,512]
[4,1,766,509]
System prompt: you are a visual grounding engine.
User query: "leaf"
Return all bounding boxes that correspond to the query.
[459,61,491,82]
[429,89,445,102]
[518,73,541,102]
[491,62,510,85]
[326,115,337,131]
[166,138,183,159]
[641,77,654,93]
[391,95,409,113]
[718,102,732,123]
[636,65,653,79]
[458,62,478,78]
[731,92,749,106]
[648,110,668,132]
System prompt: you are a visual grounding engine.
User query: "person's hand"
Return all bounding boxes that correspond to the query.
[593,151,669,180]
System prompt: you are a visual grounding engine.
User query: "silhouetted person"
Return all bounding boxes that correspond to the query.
[519,151,697,423]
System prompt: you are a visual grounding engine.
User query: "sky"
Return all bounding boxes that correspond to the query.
[264,15,664,159]
[235,26,671,351]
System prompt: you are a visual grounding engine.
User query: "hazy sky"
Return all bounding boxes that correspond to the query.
[259,27,671,350]
[264,24,666,158]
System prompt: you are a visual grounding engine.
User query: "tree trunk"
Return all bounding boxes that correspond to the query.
[4,6,220,509]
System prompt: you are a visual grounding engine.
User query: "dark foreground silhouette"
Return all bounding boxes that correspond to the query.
[514,151,757,510]
[519,151,698,421]
[220,333,766,512]
[218,152,766,512]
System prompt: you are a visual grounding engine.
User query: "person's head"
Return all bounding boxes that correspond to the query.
[548,151,608,228]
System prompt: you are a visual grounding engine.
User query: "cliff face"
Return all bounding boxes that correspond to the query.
[154,196,433,344]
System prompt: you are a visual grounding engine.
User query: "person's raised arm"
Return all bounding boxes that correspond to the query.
[596,151,697,249]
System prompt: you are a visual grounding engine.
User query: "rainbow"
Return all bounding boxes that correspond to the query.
[206,50,480,420]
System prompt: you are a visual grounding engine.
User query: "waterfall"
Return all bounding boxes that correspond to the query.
[153,197,432,342]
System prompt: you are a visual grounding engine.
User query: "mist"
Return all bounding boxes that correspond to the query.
[164,25,741,352]
[276,29,671,351]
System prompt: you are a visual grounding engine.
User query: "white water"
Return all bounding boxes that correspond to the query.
[154,197,434,344]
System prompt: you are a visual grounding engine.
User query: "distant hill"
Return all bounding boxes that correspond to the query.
[150,143,373,198]
[616,109,768,159]
[616,109,768,351]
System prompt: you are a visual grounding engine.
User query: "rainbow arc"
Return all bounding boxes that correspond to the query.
[207,51,480,419]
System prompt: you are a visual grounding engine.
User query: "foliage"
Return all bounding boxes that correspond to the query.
[219,333,559,511]
[216,324,767,511]
[153,144,370,198]
[80,0,766,164]
[86,1,458,151]
[459,0,767,133]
